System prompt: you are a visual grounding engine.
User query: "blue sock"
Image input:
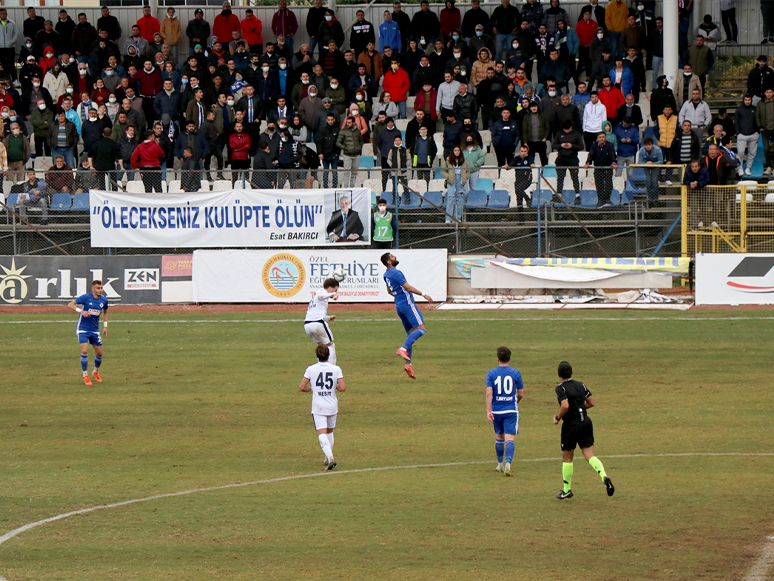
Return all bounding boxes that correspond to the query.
[505,441,515,463]
[495,440,504,462]
[94,356,102,370]
[402,328,426,353]
[80,354,88,372]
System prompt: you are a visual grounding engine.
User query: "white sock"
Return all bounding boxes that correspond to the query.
[318,434,333,460]
[326,432,334,452]
[328,343,337,365]
[82,370,88,377]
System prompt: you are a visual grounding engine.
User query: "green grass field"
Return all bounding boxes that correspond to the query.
[0,310,772,580]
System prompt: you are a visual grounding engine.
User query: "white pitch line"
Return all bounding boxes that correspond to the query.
[0,452,772,552]
[745,535,774,581]
[1,316,774,325]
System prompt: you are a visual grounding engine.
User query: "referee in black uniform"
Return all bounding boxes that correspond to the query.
[552,361,615,499]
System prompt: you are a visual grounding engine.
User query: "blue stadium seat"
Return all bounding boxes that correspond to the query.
[531,189,552,207]
[380,191,395,207]
[465,189,487,208]
[400,194,421,208]
[542,165,557,179]
[49,193,72,212]
[608,189,623,206]
[751,160,764,178]
[4,193,19,209]
[358,156,375,169]
[626,178,646,195]
[488,190,510,208]
[630,167,646,183]
[476,177,494,193]
[579,190,598,208]
[557,189,578,206]
[71,193,90,212]
[422,191,445,208]
[433,169,444,180]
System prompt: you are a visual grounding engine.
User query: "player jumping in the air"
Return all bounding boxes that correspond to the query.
[553,361,614,499]
[299,344,346,470]
[486,346,524,477]
[304,278,340,364]
[380,252,434,379]
[67,280,109,386]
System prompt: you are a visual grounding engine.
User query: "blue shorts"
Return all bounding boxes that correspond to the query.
[77,330,103,346]
[397,304,424,333]
[492,412,519,435]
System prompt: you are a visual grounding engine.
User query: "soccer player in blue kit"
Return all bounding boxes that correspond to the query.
[485,346,524,477]
[67,280,109,386]
[380,253,434,379]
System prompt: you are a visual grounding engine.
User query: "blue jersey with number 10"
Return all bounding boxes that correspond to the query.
[486,366,524,414]
[384,267,414,310]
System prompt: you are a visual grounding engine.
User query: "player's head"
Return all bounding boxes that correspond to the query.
[497,346,511,363]
[91,280,103,295]
[558,361,573,379]
[316,344,330,362]
[323,278,339,291]
[380,252,398,267]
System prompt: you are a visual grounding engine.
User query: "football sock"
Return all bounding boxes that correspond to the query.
[495,440,504,462]
[318,434,333,460]
[562,462,574,493]
[80,354,88,374]
[327,343,336,365]
[94,356,102,370]
[505,441,515,463]
[588,456,607,480]
[326,432,334,452]
[402,328,426,353]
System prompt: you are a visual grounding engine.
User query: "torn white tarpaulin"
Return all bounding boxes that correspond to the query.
[490,262,620,282]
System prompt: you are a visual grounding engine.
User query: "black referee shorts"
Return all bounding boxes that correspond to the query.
[560,418,594,451]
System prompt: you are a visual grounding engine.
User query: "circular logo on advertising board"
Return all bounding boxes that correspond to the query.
[262,253,306,298]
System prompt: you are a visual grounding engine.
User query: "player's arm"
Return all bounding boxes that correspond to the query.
[401,282,434,303]
[102,309,109,336]
[516,374,524,403]
[299,378,312,392]
[585,395,595,409]
[67,299,89,317]
[485,386,494,422]
[336,378,346,392]
[516,388,524,403]
[553,398,570,424]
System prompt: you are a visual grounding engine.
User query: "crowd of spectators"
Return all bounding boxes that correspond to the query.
[0,1,763,219]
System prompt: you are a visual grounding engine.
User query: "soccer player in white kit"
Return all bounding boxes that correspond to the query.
[304,277,340,364]
[299,344,346,469]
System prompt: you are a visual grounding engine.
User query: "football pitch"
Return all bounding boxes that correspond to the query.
[0,309,772,580]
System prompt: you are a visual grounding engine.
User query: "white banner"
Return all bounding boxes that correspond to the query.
[89,188,371,248]
[192,249,447,303]
[696,253,774,305]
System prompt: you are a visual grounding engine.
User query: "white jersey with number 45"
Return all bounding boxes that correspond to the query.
[304,361,343,415]
[306,289,336,321]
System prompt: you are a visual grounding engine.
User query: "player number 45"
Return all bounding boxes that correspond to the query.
[316,372,334,390]
[494,376,513,395]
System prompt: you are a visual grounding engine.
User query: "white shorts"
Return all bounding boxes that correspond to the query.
[313,413,337,431]
[304,321,334,344]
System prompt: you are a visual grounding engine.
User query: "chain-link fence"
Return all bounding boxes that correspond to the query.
[0,164,693,258]
[684,184,774,255]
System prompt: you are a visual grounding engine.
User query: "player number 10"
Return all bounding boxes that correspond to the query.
[494,376,513,395]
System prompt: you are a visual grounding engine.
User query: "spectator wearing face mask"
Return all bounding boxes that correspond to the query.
[3,122,29,183]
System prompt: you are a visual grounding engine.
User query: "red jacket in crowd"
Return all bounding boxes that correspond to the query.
[598,86,625,120]
[576,18,598,47]
[129,67,163,98]
[241,15,263,46]
[213,11,241,44]
[414,89,438,121]
[136,15,160,42]
[229,132,251,161]
[382,67,411,103]
[131,139,166,169]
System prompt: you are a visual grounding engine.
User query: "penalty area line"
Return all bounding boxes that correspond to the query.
[0,453,773,581]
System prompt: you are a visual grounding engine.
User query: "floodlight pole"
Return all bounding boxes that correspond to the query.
[663,0,679,91]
